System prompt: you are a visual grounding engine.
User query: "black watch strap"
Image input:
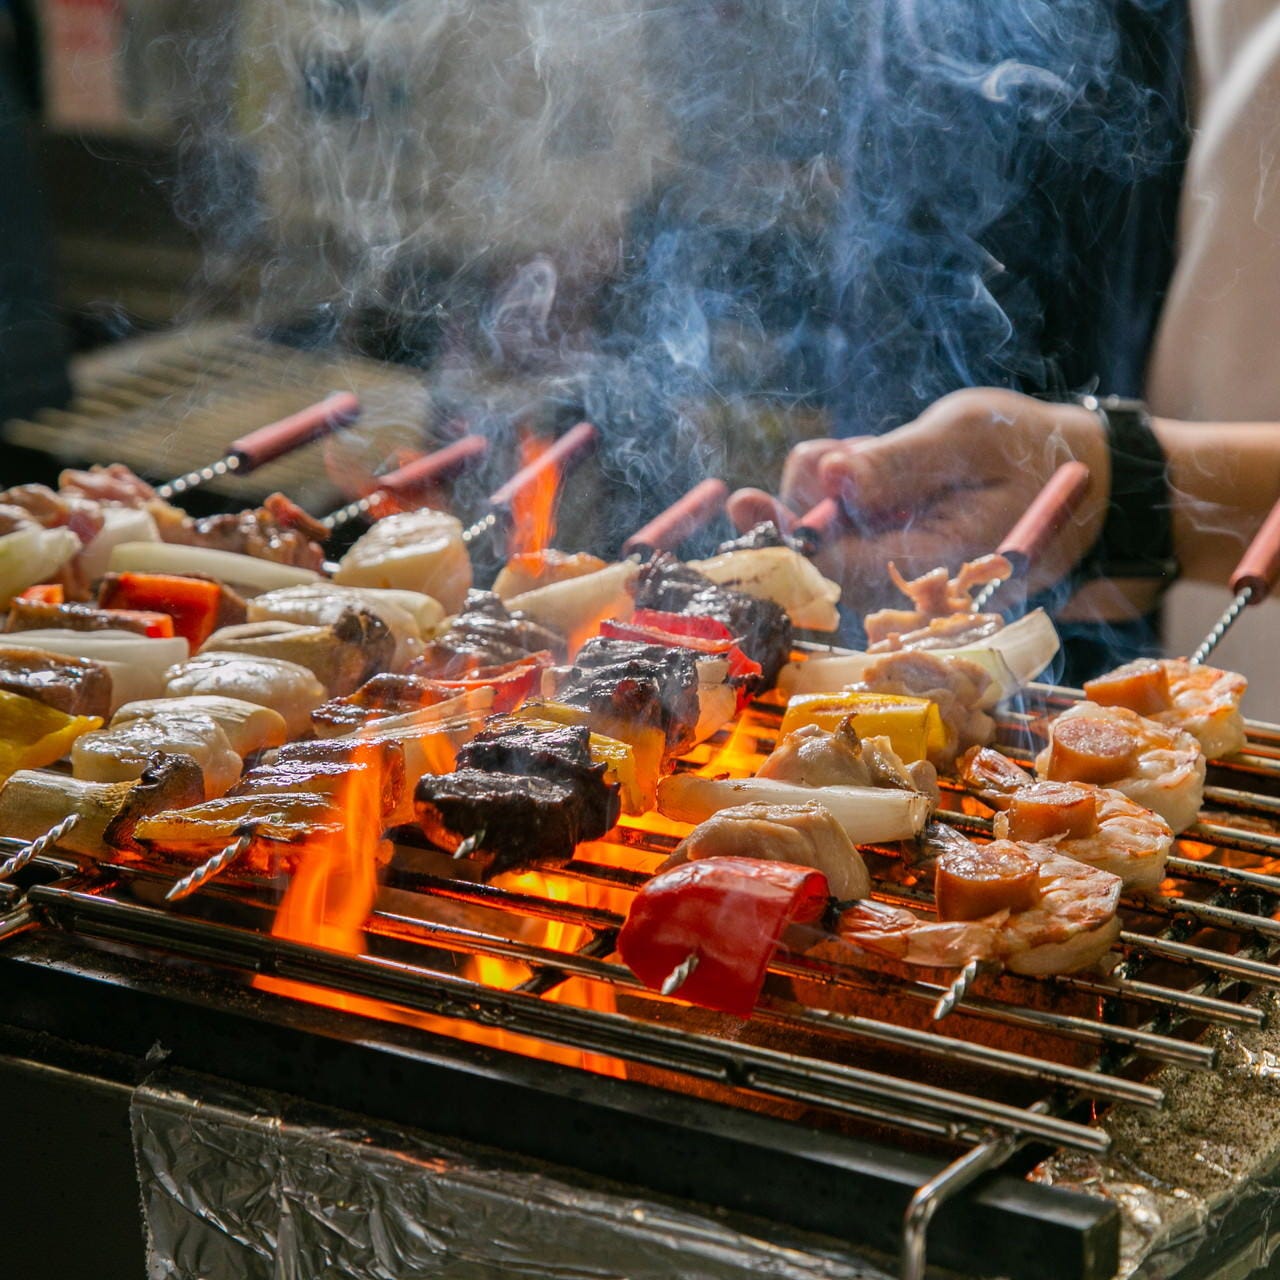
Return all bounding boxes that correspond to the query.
[1073,394,1179,585]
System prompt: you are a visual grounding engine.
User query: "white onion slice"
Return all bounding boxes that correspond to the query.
[506,561,638,653]
[108,542,322,596]
[0,629,190,711]
[77,506,159,583]
[657,774,929,845]
[0,527,79,605]
[777,608,1060,708]
[689,546,841,631]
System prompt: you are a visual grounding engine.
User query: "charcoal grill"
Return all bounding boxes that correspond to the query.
[2,684,1280,1280]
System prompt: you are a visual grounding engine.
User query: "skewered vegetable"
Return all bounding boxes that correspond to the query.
[778,691,946,766]
[333,509,472,612]
[108,541,322,596]
[0,690,103,783]
[618,857,829,1016]
[112,696,287,757]
[688,545,841,631]
[164,651,325,738]
[72,710,243,798]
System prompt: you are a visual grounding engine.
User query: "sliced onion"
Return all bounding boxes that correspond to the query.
[657,773,929,845]
[0,629,190,711]
[109,542,322,596]
[778,609,1059,709]
[690,546,841,631]
[0,527,79,605]
[77,506,159,582]
[506,561,638,654]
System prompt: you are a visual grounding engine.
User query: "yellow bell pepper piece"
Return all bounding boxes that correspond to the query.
[512,701,663,813]
[778,692,944,764]
[0,691,102,784]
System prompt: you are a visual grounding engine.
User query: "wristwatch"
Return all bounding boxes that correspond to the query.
[1071,394,1179,587]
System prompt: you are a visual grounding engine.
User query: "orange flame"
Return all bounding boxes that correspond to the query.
[508,431,560,558]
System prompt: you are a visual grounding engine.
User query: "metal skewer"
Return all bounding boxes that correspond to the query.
[932,957,984,1020]
[155,391,361,499]
[459,421,599,547]
[164,832,252,903]
[1189,492,1280,664]
[0,814,80,882]
[321,434,489,532]
[971,461,1092,611]
[660,951,700,996]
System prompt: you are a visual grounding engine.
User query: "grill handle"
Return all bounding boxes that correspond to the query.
[623,478,728,555]
[996,460,1092,579]
[228,392,361,471]
[487,421,597,511]
[1232,492,1280,602]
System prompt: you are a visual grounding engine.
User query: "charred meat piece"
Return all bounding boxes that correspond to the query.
[415,769,602,877]
[411,590,566,676]
[456,720,619,839]
[0,646,113,718]
[232,752,405,819]
[7,600,157,636]
[633,555,791,687]
[311,673,447,734]
[160,496,326,572]
[557,637,701,755]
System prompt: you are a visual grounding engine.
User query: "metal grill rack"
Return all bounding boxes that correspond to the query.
[3,325,433,510]
[2,686,1280,1279]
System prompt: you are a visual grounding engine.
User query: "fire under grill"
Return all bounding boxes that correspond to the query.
[3,685,1280,1280]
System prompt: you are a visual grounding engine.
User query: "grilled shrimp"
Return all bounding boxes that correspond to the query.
[1084,657,1247,760]
[959,747,1172,893]
[1035,702,1205,834]
[839,839,1122,976]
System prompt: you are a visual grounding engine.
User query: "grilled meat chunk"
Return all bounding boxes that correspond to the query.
[634,555,791,687]
[715,521,803,553]
[456,721,619,839]
[415,769,602,877]
[0,646,113,718]
[556,637,701,755]
[412,590,566,676]
[232,752,405,819]
[311,673,448,734]
[7,600,155,636]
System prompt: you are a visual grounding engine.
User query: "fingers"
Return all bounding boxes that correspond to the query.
[726,487,797,534]
[779,438,845,513]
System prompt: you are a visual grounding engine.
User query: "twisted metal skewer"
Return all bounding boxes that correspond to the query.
[0,814,80,882]
[932,957,983,1021]
[660,952,700,996]
[1191,585,1254,666]
[165,832,252,903]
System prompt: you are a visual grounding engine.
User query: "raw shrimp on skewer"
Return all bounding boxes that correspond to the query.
[839,834,1123,977]
[958,747,1173,893]
[1084,657,1247,760]
[1036,702,1205,834]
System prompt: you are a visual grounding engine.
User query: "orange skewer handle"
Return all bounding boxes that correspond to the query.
[623,479,729,555]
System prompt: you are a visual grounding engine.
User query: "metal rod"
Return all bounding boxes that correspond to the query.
[28,882,1111,1152]
[932,957,983,1021]
[1191,587,1254,665]
[901,1135,1020,1280]
[164,833,252,903]
[0,814,80,883]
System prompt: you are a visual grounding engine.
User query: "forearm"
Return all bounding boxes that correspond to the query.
[1151,418,1280,582]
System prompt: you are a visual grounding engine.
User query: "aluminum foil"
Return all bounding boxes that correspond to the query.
[131,1071,890,1280]
[1033,991,1280,1279]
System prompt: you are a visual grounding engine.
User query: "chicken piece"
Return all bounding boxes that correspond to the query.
[248,583,445,670]
[334,509,472,613]
[200,610,394,696]
[851,650,995,767]
[664,802,870,901]
[112,695,287,757]
[164,651,325,738]
[72,712,243,798]
[759,719,939,806]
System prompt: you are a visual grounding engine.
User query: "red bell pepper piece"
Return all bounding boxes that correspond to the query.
[98,572,223,648]
[101,609,175,639]
[618,856,829,1017]
[19,583,64,605]
[414,651,551,713]
[601,610,762,707]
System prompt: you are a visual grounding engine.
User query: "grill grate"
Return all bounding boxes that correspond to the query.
[3,685,1280,1278]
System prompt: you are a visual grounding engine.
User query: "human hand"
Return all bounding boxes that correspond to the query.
[727,389,1110,612]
